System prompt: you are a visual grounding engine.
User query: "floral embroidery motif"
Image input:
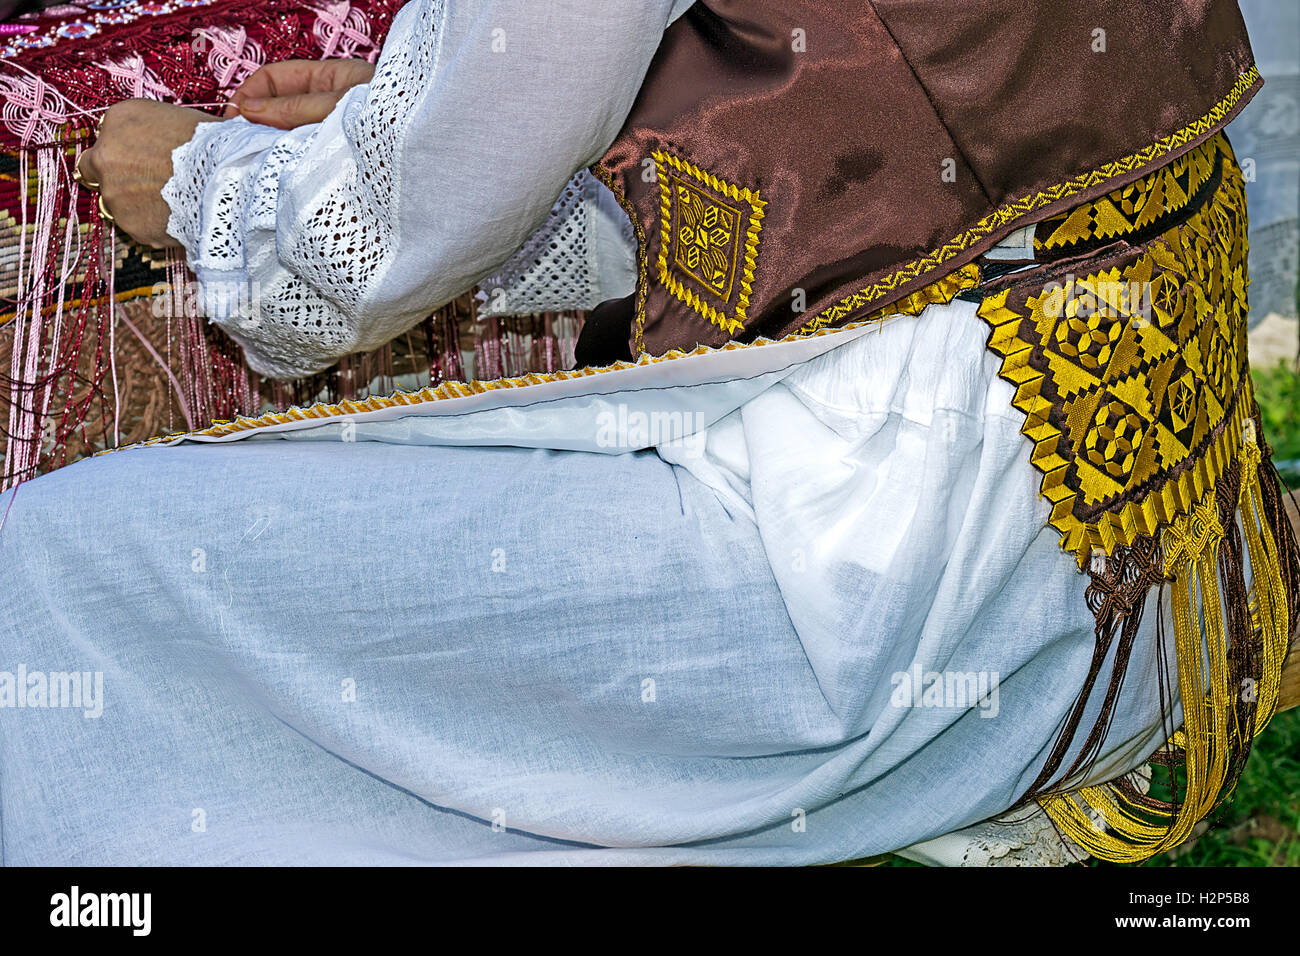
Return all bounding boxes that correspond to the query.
[311,1,375,61]
[652,150,764,336]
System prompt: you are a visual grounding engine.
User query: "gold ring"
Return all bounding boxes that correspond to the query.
[72,151,100,191]
[97,193,116,226]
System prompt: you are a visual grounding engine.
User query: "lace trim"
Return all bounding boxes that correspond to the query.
[902,804,1091,867]
[248,134,311,232]
[161,120,228,260]
[477,170,606,316]
[282,0,446,312]
[228,262,363,378]
[160,0,447,373]
[200,158,256,272]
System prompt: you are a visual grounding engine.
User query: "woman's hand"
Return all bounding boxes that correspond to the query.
[225,58,376,130]
[77,57,376,248]
[76,100,220,248]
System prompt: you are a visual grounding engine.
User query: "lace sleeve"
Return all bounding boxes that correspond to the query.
[162,0,692,379]
[476,168,637,318]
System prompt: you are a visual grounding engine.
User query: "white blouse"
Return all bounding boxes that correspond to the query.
[163,0,692,379]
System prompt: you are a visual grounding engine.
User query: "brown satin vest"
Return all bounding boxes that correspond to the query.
[594,0,1259,359]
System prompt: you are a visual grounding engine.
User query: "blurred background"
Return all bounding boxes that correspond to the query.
[1237,0,1300,467]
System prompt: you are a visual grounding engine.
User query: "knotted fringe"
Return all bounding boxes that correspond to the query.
[260,305,584,421]
[1022,538,1166,801]
[1,121,118,489]
[0,222,259,488]
[1,265,586,487]
[1034,397,1296,862]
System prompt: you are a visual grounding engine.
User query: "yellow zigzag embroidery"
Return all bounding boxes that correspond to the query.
[651,150,766,336]
[800,66,1260,335]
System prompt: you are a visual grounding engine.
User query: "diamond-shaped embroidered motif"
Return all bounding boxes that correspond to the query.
[674,180,740,299]
[652,150,766,336]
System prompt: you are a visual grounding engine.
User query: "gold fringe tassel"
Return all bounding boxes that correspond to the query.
[1037,398,1291,862]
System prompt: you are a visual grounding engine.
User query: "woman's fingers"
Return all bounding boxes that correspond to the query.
[83,100,217,247]
[236,90,349,130]
[225,60,320,116]
[224,59,376,118]
[314,58,377,92]
[76,144,104,187]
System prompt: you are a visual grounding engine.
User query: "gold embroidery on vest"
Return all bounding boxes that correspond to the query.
[799,66,1260,336]
[1034,138,1219,254]
[976,134,1250,564]
[860,263,981,323]
[651,150,765,336]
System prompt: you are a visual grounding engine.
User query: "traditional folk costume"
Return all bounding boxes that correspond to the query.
[0,0,1294,866]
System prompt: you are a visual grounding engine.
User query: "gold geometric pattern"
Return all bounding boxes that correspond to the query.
[675,181,740,297]
[1034,136,1219,254]
[651,149,766,336]
[976,133,1251,563]
[858,262,982,324]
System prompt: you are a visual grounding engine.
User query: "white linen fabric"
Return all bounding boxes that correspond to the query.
[0,304,1176,865]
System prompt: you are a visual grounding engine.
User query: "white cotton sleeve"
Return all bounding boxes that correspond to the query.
[162,0,693,379]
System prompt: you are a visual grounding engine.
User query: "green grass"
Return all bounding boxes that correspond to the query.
[1130,353,1300,867]
[1254,358,1300,486]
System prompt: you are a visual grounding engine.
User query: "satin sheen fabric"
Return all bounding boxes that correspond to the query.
[599,0,1258,356]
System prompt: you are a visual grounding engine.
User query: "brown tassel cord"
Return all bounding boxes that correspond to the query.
[1023,535,1166,801]
[1037,431,1297,861]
